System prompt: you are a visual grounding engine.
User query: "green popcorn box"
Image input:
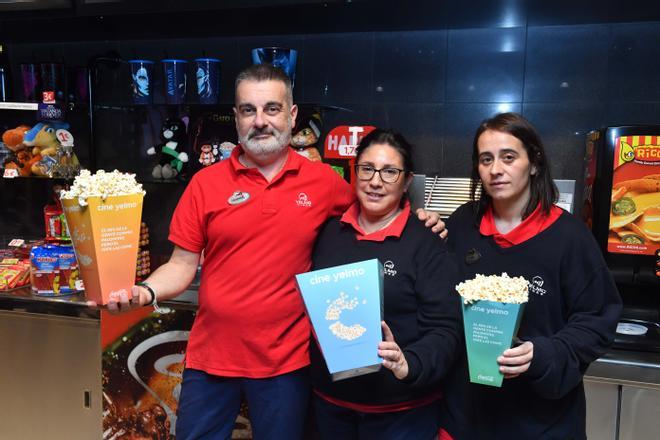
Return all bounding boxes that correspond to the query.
[462,300,526,387]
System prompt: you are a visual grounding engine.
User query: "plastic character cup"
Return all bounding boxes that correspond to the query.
[20,63,41,102]
[251,47,297,88]
[162,59,187,105]
[194,58,220,105]
[40,62,65,103]
[129,60,154,105]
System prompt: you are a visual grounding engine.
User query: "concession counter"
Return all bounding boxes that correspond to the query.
[1,285,659,440]
[0,286,202,440]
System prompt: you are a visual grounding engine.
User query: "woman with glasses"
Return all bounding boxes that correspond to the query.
[309,128,462,439]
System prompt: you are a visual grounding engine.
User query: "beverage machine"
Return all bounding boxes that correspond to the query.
[581,126,660,352]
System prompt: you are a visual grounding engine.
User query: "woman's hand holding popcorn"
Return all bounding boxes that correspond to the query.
[378,321,409,380]
[498,341,534,379]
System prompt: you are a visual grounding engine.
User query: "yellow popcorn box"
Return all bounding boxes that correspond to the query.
[62,194,143,305]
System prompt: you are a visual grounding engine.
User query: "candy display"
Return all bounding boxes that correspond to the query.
[0,259,30,290]
[136,222,151,281]
[29,244,80,296]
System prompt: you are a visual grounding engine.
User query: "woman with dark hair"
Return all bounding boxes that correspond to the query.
[440,113,621,440]
[310,129,462,439]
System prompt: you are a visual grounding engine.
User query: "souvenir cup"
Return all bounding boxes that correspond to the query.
[194,58,220,105]
[20,63,41,102]
[462,301,525,387]
[129,60,154,105]
[251,47,297,88]
[62,194,144,305]
[162,59,187,105]
[296,259,383,381]
[40,62,65,103]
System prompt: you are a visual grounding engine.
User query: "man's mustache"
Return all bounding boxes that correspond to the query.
[248,128,276,139]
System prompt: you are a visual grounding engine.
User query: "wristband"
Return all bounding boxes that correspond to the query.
[136,281,169,314]
[137,281,156,306]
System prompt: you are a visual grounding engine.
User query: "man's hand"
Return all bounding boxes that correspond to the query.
[86,285,147,314]
[498,341,534,379]
[415,208,447,239]
[378,321,409,380]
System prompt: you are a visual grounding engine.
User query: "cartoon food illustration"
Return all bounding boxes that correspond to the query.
[609,174,660,245]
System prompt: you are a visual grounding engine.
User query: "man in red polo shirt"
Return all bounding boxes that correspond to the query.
[107,64,444,439]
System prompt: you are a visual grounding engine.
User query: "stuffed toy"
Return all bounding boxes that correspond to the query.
[2,125,31,152]
[291,112,322,162]
[198,143,218,167]
[23,123,65,177]
[24,122,69,157]
[4,150,42,177]
[17,122,72,177]
[2,125,33,175]
[147,117,189,179]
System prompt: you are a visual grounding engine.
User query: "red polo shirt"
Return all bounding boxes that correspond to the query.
[169,146,354,378]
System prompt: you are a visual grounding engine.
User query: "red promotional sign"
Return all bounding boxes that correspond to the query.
[324,125,376,159]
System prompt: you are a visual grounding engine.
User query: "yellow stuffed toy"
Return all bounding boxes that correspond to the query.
[23,123,65,176]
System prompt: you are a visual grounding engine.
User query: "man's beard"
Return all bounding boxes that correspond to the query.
[239,118,292,157]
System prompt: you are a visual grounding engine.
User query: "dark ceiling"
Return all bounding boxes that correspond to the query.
[1,0,660,42]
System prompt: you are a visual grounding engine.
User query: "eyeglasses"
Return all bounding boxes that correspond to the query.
[354,164,406,183]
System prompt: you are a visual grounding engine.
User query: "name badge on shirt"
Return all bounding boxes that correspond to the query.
[228,191,250,205]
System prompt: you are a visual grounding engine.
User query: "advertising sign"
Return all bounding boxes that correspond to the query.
[324,125,376,159]
[296,259,383,381]
[608,135,660,255]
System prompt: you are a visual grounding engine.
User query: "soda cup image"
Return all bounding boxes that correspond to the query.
[62,193,143,305]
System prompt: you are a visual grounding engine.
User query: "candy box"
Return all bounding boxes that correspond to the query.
[296,259,383,381]
[0,259,30,290]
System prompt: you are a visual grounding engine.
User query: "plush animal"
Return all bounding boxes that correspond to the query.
[4,150,42,177]
[2,125,31,152]
[24,123,65,157]
[20,122,71,177]
[198,143,218,167]
[291,112,322,162]
[147,118,189,179]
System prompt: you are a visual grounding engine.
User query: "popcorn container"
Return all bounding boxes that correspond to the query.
[296,259,383,381]
[62,194,143,305]
[462,301,525,387]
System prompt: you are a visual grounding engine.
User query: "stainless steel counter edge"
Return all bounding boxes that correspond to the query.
[585,349,660,389]
[3,288,659,388]
[0,287,199,318]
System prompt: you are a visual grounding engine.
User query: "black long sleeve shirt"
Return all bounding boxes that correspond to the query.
[309,213,462,406]
[441,202,622,440]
